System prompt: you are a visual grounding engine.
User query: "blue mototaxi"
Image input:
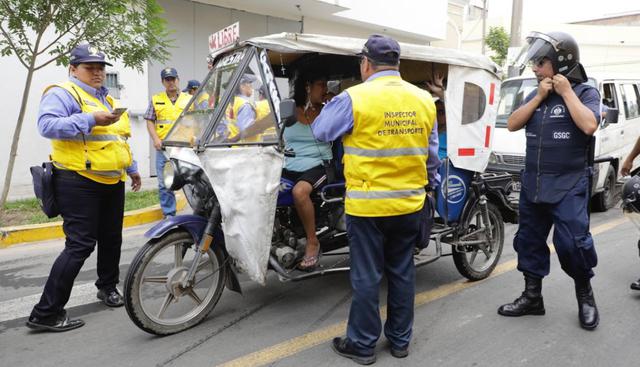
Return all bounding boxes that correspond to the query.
[121,33,518,336]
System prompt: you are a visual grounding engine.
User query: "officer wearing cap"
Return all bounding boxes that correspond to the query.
[183,79,209,109]
[312,34,440,363]
[144,67,191,218]
[27,43,141,332]
[498,32,601,330]
[224,73,262,141]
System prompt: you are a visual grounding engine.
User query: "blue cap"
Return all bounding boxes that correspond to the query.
[69,44,112,66]
[160,67,179,80]
[360,34,401,65]
[239,74,257,84]
[183,79,201,92]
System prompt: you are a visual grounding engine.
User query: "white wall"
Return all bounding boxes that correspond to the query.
[326,0,447,41]
[303,17,431,44]
[0,54,148,194]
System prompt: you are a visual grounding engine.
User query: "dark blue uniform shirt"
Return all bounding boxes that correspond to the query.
[521,84,600,203]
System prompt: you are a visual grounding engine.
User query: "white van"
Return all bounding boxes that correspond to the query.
[488,75,640,211]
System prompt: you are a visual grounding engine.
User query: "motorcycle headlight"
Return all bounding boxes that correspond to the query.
[163,160,180,190]
[164,158,202,191]
[489,152,500,165]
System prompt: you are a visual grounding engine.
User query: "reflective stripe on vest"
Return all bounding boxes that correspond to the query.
[343,146,429,157]
[61,134,121,142]
[346,188,426,199]
[152,92,190,140]
[46,81,132,183]
[343,75,436,217]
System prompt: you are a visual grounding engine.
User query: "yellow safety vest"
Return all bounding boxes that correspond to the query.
[343,74,436,217]
[151,92,191,140]
[46,81,133,184]
[256,99,276,141]
[196,92,210,108]
[225,95,256,141]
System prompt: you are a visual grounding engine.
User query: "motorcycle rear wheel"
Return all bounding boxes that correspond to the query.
[124,230,226,335]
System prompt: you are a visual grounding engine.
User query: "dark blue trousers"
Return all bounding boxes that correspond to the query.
[31,170,125,319]
[345,210,421,354]
[515,176,597,280]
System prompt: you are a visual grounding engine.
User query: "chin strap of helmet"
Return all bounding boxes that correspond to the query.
[564,63,588,83]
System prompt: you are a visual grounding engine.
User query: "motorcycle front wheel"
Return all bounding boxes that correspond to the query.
[124,230,226,335]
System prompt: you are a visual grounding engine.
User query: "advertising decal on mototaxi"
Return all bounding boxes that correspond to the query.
[123,33,510,335]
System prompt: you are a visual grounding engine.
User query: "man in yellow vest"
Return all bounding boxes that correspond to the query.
[145,67,191,217]
[27,44,141,332]
[183,79,209,109]
[312,35,440,364]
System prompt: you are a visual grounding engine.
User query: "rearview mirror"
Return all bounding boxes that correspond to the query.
[604,107,619,124]
[279,99,297,127]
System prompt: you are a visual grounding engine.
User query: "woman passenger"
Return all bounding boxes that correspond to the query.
[282,74,332,270]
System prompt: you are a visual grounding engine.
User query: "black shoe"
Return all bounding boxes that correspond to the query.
[498,275,545,316]
[26,311,84,332]
[97,288,124,307]
[331,337,376,365]
[631,278,640,291]
[390,347,409,358]
[575,279,599,330]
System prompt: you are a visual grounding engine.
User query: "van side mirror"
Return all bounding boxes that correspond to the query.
[604,107,619,124]
[279,99,297,127]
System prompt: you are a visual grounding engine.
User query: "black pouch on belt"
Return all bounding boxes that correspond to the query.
[30,162,59,218]
[323,159,336,184]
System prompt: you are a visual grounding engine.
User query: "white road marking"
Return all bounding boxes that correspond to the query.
[0,282,100,323]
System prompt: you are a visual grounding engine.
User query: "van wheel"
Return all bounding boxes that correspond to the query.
[592,165,616,212]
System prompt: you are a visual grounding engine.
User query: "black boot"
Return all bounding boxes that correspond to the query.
[631,278,640,291]
[575,279,599,330]
[498,274,545,316]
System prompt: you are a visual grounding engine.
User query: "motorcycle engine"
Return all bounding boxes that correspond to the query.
[271,220,301,268]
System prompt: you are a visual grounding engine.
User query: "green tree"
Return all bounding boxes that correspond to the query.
[0,0,173,209]
[485,26,510,66]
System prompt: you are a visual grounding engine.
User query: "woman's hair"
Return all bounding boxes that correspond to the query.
[293,72,327,107]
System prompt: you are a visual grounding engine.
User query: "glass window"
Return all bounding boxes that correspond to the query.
[496,79,537,128]
[164,49,246,146]
[209,53,278,145]
[620,83,640,119]
[602,83,618,109]
[105,72,120,99]
[461,82,486,125]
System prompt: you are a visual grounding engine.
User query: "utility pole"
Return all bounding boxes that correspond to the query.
[481,0,487,54]
[508,0,523,77]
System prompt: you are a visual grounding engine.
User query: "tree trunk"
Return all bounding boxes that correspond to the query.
[0,66,36,209]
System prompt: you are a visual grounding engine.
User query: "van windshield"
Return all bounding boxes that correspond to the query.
[496,77,598,128]
[496,79,538,128]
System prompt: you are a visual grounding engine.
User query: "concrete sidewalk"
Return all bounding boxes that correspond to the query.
[0,193,186,248]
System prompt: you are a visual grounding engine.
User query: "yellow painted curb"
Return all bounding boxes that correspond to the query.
[0,193,186,249]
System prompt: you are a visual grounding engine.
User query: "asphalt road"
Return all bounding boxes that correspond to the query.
[1,204,638,367]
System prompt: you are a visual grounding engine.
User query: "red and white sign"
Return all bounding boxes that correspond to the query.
[208,22,240,53]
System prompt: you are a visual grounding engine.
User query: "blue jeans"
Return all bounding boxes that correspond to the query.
[345,210,422,354]
[155,150,176,216]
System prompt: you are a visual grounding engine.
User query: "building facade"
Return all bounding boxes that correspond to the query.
[0,0,447,199]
